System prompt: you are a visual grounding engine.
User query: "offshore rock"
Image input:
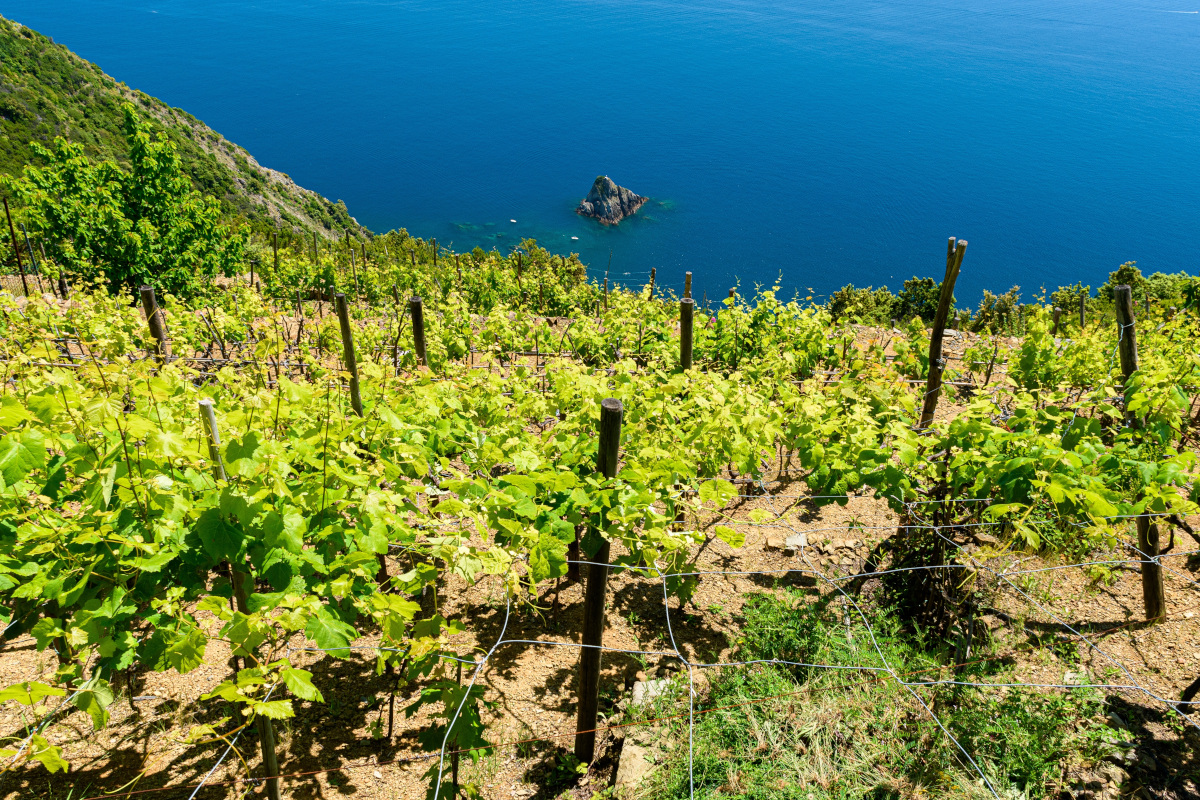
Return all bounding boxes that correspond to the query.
[576,175,647,225]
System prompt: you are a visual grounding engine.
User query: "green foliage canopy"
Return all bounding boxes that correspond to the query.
[2,106,245,297]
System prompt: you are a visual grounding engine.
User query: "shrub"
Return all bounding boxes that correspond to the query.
[827,283,896,323]
[1099,261,1144,300]
[970,286,1021,333]
[1050,282,1090,315]
[894,276,947,323]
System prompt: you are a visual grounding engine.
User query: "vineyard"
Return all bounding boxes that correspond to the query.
[0,226,1199,800]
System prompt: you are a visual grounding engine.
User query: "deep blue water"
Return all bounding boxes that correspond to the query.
[3,0,1198,302]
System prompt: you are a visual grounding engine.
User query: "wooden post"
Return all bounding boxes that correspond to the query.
[140,286,172,359]
[1052,307,1061,337]
[516,252,523,295]
[249,258,255,290]
[1079,294,1086,330]
[57,276,69,300]
[199,400,227,482]
[295,290,304,344]
[728,287,736,300]
[1114,285,1165,621]
[256,714,282,800]
[3,197,28,297]
[648,267,656,299]
[1115,286,1139,427]
[603,278,609,312]
[575,398,622,764]
[451,659,463,793]
[349,247,360,298]
[684,271,692,299]
[335,293,364,417]
[202,397,281,800]
[409,297,427,366]
[917,238,966,429]
[312,231,319,265]
[680,298,694,369]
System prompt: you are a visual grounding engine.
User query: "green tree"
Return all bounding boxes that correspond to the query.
[1099,261,1145,300]
[1,105,245,297]
[894,276,948,322]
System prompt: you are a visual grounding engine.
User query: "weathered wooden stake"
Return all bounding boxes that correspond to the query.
[199,400,227,482]
[728,287,736,300]
[451,659,463,793]
[603,278,609,312]
[312,231,319,265]
[3,197,28,296]
[648,267,656,299]
[1114,285,1165,621]
[202,397,281,800]
[1115,286,1139,427]
[1079,294,1086,330]
[256,714,282,800]
[410,297,428,366]
[349,247,360,298]
[680,298,694,369]
[575,398,622,764]
[335,293,364,417]
[917,238,966,428]
[684,271,692,299]
[1052,307,1061,337]
[140,286,172,359]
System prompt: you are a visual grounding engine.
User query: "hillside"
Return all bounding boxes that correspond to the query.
[0,15,363,238]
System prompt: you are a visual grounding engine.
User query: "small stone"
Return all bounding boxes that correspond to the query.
[631,679,672,707]
[1107,711,1129,731]
[765,536,787,551]
[373,771,383,779]
[1185,611,1195,619]
[784,533,807,555]
[974,533,1000,545]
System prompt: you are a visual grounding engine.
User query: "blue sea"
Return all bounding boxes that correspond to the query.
[3,0,1198,302]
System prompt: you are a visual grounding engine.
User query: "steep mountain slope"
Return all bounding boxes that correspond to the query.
[0,15,364,238]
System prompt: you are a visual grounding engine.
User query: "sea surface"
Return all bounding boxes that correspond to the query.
[3,0,1198,302]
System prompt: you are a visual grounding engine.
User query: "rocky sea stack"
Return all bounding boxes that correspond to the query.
[576,175,647,225]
